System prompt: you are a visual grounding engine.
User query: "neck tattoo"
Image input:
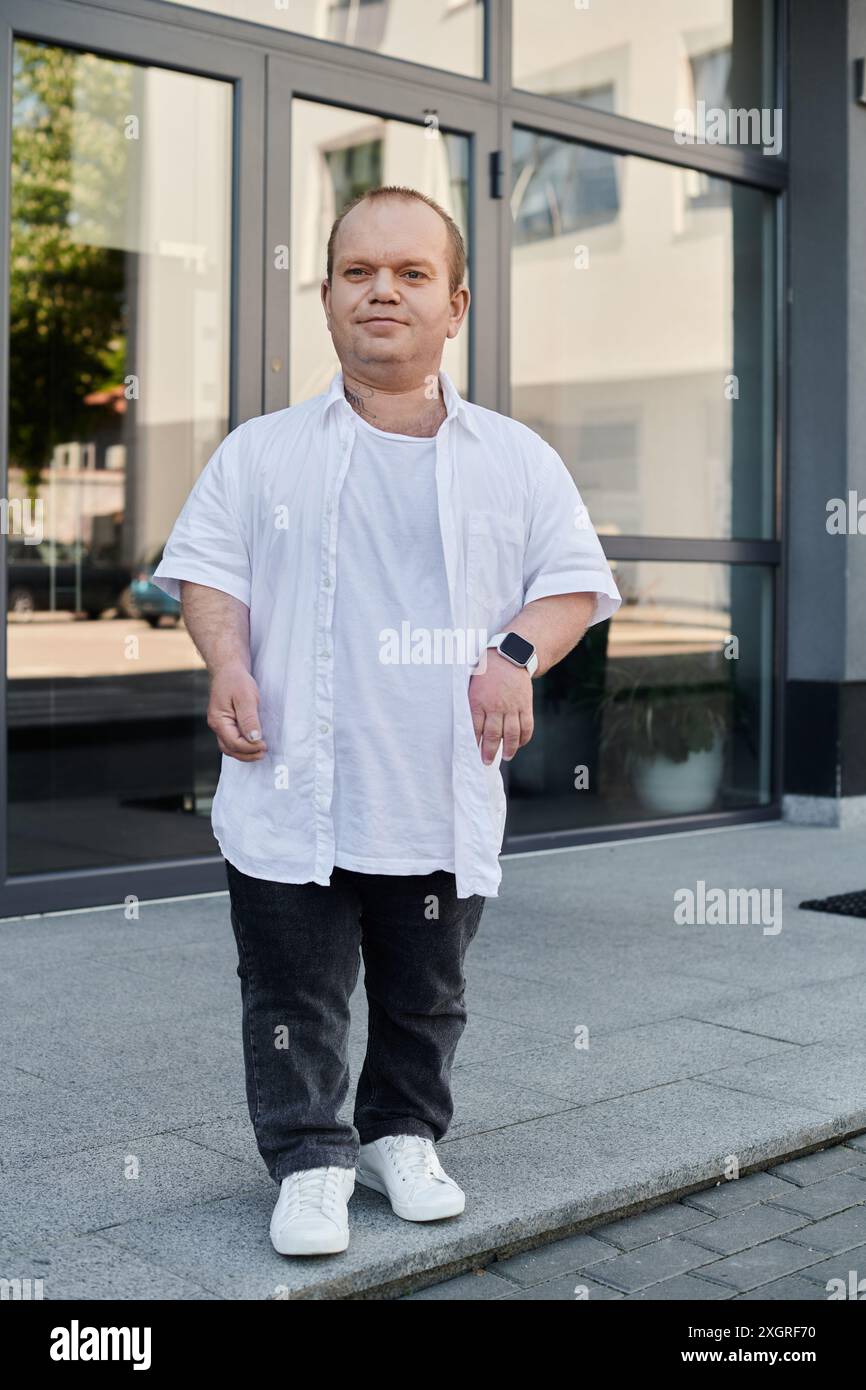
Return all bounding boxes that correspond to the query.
[343,380,446,438]
[343,381,377,422]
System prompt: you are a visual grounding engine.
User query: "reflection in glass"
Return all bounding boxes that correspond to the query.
[7,40,232,874]
[513,122,619,244]
[513,0,775,143]
[507,563,773,837]
[159,0,486,79]
[511,127,776,540]
[291,98,470,402]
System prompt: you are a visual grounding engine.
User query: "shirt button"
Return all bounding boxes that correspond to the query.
[320,722,329,733]
[323,576,332,587]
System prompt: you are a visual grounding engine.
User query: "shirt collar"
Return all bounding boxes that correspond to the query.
[322,366,481,441]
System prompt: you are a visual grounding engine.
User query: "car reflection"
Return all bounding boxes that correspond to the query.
[128,546,181,628]
[7,540,131,620]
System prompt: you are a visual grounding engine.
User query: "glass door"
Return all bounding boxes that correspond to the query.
[0,0,265,915]
[263,53,500,416]
[0,0,500,915]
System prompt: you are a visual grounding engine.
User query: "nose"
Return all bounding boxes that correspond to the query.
[367,267,401,299]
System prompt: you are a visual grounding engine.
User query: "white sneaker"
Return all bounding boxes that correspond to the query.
[269,1165,355,1255]
[356,1135,465,1221]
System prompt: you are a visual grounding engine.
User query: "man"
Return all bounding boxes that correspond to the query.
[152,186,621,1257]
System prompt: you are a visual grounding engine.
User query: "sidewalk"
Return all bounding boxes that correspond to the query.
[2,821,866,1300]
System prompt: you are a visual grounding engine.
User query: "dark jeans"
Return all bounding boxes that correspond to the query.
[225,859,486,1183]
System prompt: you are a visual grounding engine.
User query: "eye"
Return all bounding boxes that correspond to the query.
[404,270,425,280]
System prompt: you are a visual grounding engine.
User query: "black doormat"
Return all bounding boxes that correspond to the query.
[799,890,866,918]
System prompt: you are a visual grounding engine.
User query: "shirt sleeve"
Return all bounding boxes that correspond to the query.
[151,422,252,607]
[523,439,622,627]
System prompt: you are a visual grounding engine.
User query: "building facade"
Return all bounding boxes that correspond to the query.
[0,0,861,916]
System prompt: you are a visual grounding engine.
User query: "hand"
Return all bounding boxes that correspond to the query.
[207,662,268,761]
[468,650,534,765]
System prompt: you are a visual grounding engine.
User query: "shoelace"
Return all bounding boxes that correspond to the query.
[283,1166,347,1215]
[384,1135,443,1186]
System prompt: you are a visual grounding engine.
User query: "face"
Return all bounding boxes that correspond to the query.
[321,196,469,379]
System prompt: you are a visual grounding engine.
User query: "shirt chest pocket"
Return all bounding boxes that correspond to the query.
[465,510,525,612]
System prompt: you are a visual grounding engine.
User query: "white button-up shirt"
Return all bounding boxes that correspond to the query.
[152,367,622,898]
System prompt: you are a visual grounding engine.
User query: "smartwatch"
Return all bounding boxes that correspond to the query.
[487,630,538,676]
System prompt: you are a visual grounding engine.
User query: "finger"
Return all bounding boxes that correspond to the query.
[212,711,267,756]
[519,705,534,747]
[501,712,521,762]
[480,711,503,765]
[232,692,264,744]
[469,697,486,746]
[216,735,265,762]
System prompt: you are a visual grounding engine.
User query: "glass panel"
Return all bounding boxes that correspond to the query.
[159,0,486,79]
[507,563,774,837]
[7,41,232,875]
[511,127,776,539]
[513,0,777,147]
[291,98,470,402]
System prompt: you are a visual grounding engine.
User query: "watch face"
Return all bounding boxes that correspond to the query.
[499,631,535,665]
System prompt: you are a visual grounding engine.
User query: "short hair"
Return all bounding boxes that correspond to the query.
[326,185,467,297]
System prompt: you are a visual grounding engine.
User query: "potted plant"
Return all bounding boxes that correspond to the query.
[596,656,738,814]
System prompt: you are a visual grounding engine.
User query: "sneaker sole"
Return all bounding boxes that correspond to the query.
[270,1227,349,1256]
[355,1167,465,1221]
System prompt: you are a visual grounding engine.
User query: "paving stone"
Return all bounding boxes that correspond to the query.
[487,1231,620,1285]
[624,1273,735,1300]
[689,1238,825,1292]
[0,1134,262,1247]
[0,1233,218,1300]
[694,977,866,1047]
[592,1200,714,1250]
[685,1203,811,1255]
[0,1069,64,1123]
[791,1240,866,1294]
[0,1012,239,1090]
[399,1269,514,1300]
[498,1272,625,1299]
[173,1112,262,1169]
[769,1147,866,1185]
[579,1236,719,1293]
[782,1204,866,1255]
[0,1072,248,1171]
[449,1014,568,1070]
[102,1182,532,1301]
[0,1086,173,1171]
[465,964,759,1038]
[459,1018,796,1107]
[0,957,227,1028]
[681,1171,795,1215]
[437,1068,576,1141]
[734,1274,837,1300]
[768,1172,866,1221]
[437,1077,830,1242]
[698,1042,866,1119]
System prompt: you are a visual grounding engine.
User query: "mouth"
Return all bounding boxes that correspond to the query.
[362,317,406,325]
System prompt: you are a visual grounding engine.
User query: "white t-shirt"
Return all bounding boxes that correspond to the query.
[331,411,456,874]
